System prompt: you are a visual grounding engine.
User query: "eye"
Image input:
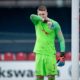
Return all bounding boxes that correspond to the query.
[42,14,45,15]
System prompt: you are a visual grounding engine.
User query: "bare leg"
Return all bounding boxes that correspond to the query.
[36,75,44,80]
[48,75,55,80]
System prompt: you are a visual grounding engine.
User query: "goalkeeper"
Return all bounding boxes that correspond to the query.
[30,5,65,80]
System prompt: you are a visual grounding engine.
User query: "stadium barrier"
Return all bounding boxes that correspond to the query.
[0,52,79,61]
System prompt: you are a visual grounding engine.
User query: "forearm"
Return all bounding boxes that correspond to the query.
[60,38,65,52]
[30,14,43,24]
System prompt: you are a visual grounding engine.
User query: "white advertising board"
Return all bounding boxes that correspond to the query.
[0,61,80,80]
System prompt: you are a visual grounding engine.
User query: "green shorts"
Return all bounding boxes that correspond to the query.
[35,53,58,76]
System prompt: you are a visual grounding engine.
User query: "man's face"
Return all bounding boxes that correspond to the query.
[37,10,48,19]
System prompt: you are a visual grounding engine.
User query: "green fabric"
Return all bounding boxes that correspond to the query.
[35,54,58,76]
[30,14,43,25]
[30,14,65,55]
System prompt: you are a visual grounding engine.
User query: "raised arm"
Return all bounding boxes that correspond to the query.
[30,14,43,25]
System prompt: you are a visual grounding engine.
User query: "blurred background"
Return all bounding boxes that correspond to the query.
[0,0,71,53]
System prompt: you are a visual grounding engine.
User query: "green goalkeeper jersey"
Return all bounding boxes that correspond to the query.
[30,14,65,56]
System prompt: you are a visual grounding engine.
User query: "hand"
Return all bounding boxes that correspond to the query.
[43,18,49,23]
[47,21,53,28]
[57,57,65,67]
[43,18,53,29]
[57,52,65,67]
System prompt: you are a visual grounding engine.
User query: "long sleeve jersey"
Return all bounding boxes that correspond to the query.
[30,14,65,55]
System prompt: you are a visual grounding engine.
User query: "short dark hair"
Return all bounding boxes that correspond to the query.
[37,5,47,11]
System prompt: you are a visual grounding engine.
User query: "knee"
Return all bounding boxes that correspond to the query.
[37,75,44,79]
[48,75,55,78]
